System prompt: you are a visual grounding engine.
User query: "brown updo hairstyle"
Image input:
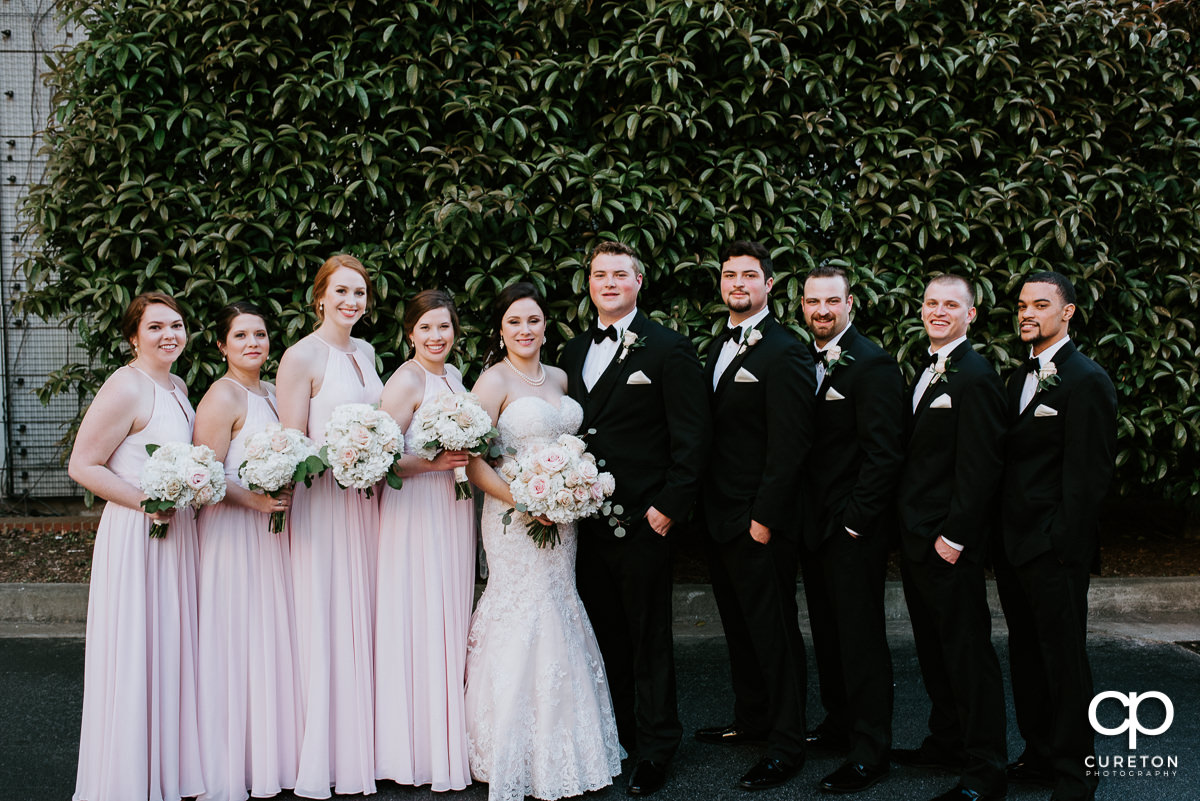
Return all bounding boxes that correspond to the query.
[312,253,374,324]
[215,301,270,348]
[119,291,184,356]
[483,282,546,368]
[403,289,461,343]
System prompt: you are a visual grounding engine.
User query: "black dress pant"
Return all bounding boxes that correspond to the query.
[799,530,893,769]
[708,531,807,764]
[576,520,682,763]
[994,548,1098,801]
[901,549,1007,796]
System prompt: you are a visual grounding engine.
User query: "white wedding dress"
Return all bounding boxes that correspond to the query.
[464,395,623,801]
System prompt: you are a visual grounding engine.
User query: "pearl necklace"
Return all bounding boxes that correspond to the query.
[503,356,546,386]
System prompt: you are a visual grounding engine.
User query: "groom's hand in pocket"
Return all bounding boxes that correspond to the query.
[749,520,771,545]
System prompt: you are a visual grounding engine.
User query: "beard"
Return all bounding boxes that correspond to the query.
[726,294,753,314]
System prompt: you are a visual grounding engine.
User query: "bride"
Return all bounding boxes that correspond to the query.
[464,282,623,801]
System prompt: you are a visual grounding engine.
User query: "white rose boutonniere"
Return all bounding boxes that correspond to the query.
[823,344,855,376]
[735,326,763,356]
[928,356,957,386]
[1035,362,1060,394]
[617,329,645,362]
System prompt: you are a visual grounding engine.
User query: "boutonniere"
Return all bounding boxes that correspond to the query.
[617,329,645,362]
[1035,362,1060,394]
[927,356,958,386]
[823,344,855,376]
[735,326,763,356]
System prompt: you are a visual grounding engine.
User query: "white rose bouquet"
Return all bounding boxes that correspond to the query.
[500,433,617,548]
[140,442,227,538]
[409,391,498,500]
[239,424,325,533]
[320,403,404,497]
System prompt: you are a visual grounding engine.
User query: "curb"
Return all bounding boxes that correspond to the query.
[4,577,1198,630]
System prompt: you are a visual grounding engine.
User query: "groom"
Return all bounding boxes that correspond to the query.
[563,240,710,797]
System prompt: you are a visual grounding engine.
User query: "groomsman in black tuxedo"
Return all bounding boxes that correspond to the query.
[894,275,1008,801]
[993,272,1117,801]
[692,240,813,790]
[799,265,905,794]
[562,240,710,797]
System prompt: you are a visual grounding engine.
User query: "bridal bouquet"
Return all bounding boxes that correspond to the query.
[409,391,498,500]
[239,424,325,533]
[500,433,617,549]
[140,442,226,538]
[321,403,404,497]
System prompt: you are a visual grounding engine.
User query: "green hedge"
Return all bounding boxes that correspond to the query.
[19,0,1200,502]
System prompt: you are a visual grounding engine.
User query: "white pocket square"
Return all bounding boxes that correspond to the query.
[1034,404,1058,417]
[929,393,953,409]
[733,367,758,383]
[626,370,651,385]
[824,387,846,401]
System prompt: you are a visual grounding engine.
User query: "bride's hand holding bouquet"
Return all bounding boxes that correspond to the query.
[500,433,617,548]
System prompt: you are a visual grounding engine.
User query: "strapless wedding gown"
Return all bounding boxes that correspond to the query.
[464,395,622,801]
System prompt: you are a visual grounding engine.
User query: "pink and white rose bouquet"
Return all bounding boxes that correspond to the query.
[409,391,498,500]
[239,424,324,533]
[140,442,226,538]
[501,433,617,548]
[320,403,404,497]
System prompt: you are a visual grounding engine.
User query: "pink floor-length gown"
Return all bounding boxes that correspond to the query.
[289,334,383,798]
[375,364,476,790]
[197,379,301,801]
[74,366,203,801]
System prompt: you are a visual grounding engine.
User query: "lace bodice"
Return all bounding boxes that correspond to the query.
[495,395,584,450]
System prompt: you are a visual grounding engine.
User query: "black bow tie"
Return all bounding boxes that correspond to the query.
[591,325,618,345]
[817,350,831,366]
[926,352,940,369]
[715,326,743,348]
[1025,357,1042,374]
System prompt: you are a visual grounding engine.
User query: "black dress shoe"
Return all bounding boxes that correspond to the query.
[929,783,1004,801]
[738,756,801,790]
[627,759,668,796]
[1006,755,1054,787]
[820,762,888,794]
[891,747,966,772]
[694,722,768,745]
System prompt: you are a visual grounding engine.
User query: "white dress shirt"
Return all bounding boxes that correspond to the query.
[712,307,770,390]
[583,308,638,391]
[1019,336,1070,413]
[911,335,967,412]
[814,325,851,392]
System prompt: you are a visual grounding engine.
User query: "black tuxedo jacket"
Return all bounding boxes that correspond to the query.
[897,340,1006,563]
[999,340,1117,569]
[562,310,710,537]
[700,315,815,543]
[801,325,905,551]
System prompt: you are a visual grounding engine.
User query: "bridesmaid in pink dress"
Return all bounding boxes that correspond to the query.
[276,254,383,798]
[375,289,475,791]
[68,291,203,801]
[193,302,301,801]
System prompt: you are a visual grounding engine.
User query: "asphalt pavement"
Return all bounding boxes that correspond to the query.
[2,622,1197,801]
